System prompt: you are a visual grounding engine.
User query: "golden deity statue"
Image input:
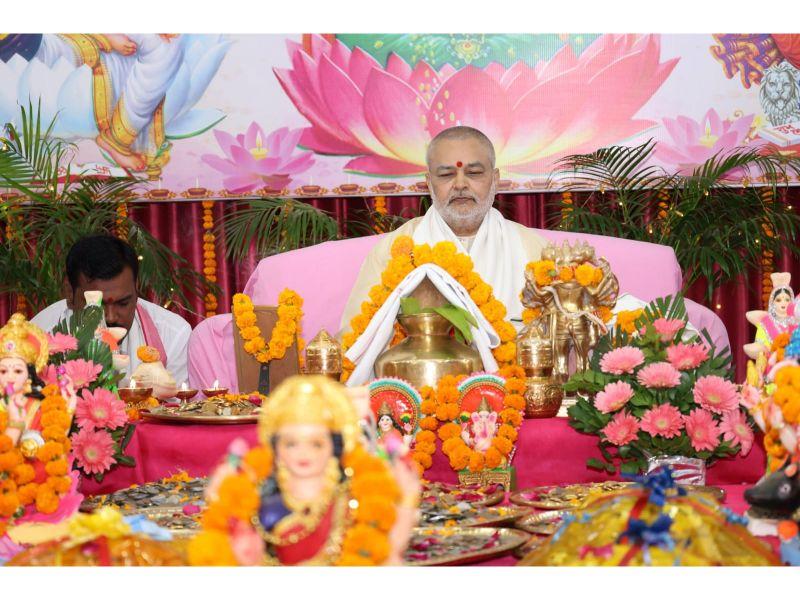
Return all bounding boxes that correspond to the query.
[521,241,619,382]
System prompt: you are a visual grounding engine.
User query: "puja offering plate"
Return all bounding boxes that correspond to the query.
[81,475,207,513]
[515,510,570,536]
[509,482,631,510]
[141,396,260,424]
[510,481,725,510]
[419,503,529,528]
[513,534,548,559]
[404,527,529,566]
[421,481,505,508]
[129,506,201,538]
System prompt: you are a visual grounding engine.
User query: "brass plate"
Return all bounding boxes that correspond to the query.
[404,527,529,566]
[421,482,505,508]
[420,504,530,528]
[509,482,631,510]
[140,409,258,425]
[510,481,725,509]
[125,506,201,538]
[515,510,570,536]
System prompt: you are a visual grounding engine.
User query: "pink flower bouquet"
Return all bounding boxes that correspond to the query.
[567,295,752,474]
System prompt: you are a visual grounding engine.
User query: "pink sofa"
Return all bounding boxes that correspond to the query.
[188,229,729,392]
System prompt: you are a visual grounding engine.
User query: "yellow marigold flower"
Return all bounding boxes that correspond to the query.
[449,254,474,277]
[493,320,517,343]
[558,266,574,282]
[596,306,613,323]
[481,299,506,323]
[431,241,458,264]
[391,236,414,258]
[413,244,433,265]
[457,271,481,291]
[342,332,358,348]
[188,531,239,566]
[493,341,517,363]
[368,285,390,307]
[234,312,257,328]
[239,326,260,341]
[532,261,556,286]
[592,266,603,285]
[575,263,597,287]
[522,307,542,324]
[616,309,643,334]
[470,282,492,305]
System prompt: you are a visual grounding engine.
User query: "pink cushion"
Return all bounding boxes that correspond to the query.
[189,230,729,391]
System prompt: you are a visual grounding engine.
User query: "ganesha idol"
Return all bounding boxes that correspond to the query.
[189,375,420,566]
[0,314,82,560]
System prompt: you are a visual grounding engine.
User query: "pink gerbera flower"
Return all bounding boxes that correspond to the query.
[600,346,645,375]
[71,428,117,475]
[639,404,684,438]
[601,411,640,446]
[75,388,128,431]
[693,375,739,414]
[46,332,78,354]
[720,410,754,456]
[637,362,682,389]
[594,381,635,413]
[652,318,685,343]
[63,359,102,389]
[666,342,709,371]
[683,408,721,452]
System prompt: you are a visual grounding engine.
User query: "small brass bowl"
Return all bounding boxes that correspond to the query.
[118,387,154,406]
[202,387,228,398]
[175,389,199,402]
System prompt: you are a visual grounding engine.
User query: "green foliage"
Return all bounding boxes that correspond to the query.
[399,297,478,345]
[550,140,800,301]
[0,101,212,313]
[219,197,340,261]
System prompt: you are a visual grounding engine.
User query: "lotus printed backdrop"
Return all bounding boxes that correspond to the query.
[2,33,800,198]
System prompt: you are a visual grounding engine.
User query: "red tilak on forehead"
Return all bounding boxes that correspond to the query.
[456,161,463,168]
[105,296,116,304]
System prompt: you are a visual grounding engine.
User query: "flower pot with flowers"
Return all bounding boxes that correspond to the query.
[566,295,754,481]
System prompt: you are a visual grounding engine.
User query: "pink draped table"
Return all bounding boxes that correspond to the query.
[78,417,777,565]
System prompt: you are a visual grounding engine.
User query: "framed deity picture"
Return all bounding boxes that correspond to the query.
[232,305,300,394]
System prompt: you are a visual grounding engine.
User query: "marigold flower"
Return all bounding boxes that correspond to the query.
[437,422,462,441]
[17,482,38,505]
[420,416,439,431]
[13,463,35,485]
[0,450,23,471]
[575,263,598,287]
[470,282,492,305]
[497,424,518,442]
[188,531,239,566]
[218,474,259,521]
[342,523,391,564]
[492,436,513,455]
[354,496,396,532]
[243,446,273,479]
[35,486,59,514]
[485,447,503,469]
[616,309,644,334]
[412,244,433,265]
[468,451,485,472]
[504,394,525,412]
[412,451,433,471]
[390,236,414,258]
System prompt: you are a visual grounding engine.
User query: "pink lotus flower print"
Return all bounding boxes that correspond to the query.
[202,123,315,193]
[275,34,678,175]
[654,108,755,176]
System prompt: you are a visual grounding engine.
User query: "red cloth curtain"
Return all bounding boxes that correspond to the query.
[2,190,799,379]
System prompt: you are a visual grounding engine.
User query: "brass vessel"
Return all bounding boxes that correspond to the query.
[516,323,563,419]
[374,312,482,390]
[303,329,342,380]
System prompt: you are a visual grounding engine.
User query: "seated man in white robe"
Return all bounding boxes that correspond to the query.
[31,235,191,385]
[340,126,726,382]
[341,125,547,333]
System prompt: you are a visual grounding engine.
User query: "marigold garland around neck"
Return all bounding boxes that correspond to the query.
[340,236,518,383]
[0,385,73,537]
[232,290,305,366]
[187,443,399,566]
[429,366,526,474]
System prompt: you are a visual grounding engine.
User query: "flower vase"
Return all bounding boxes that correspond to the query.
[646,455,707,486]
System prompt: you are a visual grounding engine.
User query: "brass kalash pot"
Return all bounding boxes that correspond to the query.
[516,318,563,418]
[303,330,343,381]
[373,279,482,389]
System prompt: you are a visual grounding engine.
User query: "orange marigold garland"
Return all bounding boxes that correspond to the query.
[202,200,218,318]
[340,236,518,382]
[434,367,525,473]
[188,443,399,565]
[0,385,73,534]
[232,290,305,367]
[372,196,388,234]
[115,201,129,239]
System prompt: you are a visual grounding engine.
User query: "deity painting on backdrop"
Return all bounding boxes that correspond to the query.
[744,272,799,360]
[367,378,421,449]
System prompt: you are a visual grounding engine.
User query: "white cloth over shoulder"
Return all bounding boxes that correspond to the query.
[412,206,529,322]
[344,264,500,387]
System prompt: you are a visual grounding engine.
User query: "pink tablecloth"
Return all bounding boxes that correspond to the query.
[80,417,766,496]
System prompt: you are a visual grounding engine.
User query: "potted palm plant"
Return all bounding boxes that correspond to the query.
[0,102,212,314]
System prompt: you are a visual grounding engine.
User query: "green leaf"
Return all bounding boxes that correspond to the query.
[400,297,422,315]
[432,305,476,344]
[586,458,610,472]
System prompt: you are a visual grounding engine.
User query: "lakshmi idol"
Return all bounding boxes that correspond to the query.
[189,375,419,566]
[0,314,52,455]
[745,273,799,359]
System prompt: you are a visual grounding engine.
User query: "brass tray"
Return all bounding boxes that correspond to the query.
[510,481,725,510]
[126,506,201,538]
[404,527,529,566]
[420,504,530,528]
[140,409,258,425]
[510,482,634,510]
[514,510,570,536]
[421,482,505,508]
